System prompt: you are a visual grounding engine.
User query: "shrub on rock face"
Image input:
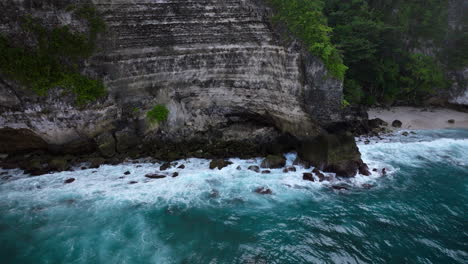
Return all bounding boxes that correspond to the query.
[260,155,286,168]
[147,105,169,123]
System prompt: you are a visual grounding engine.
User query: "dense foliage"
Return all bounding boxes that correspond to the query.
[269,0,347,80]
[270,0,457,105]
[147,105,170,123]
[0,3,106,105]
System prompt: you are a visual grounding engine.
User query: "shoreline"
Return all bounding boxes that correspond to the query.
[368,107,468,131]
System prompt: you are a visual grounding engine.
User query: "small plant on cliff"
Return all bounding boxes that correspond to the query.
[147,105,169,123]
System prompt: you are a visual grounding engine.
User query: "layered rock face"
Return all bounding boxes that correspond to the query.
[0,0,362,174]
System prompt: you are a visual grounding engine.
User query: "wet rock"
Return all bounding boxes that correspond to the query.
[209,159,233,170]
[48,158,69,172]
[368,118,388,128]
[177,164,185,169]
[81,166,87,170]
[293,157,311,169]
[448,119,455,124]
[118,176,125,179]
[260,155,286,169]
[372,168,378,172]
[382,168,387,176]
[90,157,106,169]
[358,163,371,176]
[402,132,409,136]
[172,172,179,178]
[392,120,402,128]
[261,170,271,174]
[283,166,296,172]
[160,162,172,171]
[64,178,75,184]
[136,165,143,168]
[332,185,349,191]
[124,171,131,175]
[298,133,368,177]
[303,173,315,182]
[312,168,326,181]
[236,165,242,170]
[248,165,260,173]
[145,174,167,179]
[254,187,272,195]
[128,181,138,184]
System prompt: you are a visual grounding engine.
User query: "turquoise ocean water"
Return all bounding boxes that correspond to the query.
[0,129,467,264]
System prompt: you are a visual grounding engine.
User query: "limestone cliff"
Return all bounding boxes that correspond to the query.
[0,0,365,176]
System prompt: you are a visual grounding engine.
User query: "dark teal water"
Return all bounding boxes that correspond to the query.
[0,129,467,264]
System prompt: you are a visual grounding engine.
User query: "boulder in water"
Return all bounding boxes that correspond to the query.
[145,174,167,179]
[248,165,260,173]
[312,168,326,181]
[160,162,172,171]
[209,159,233,170]
[260,155,286,168]
[254,187,272,195]
[261,170,271,174]
[177,164,185,169]
[303,173,315,182]
[124,171,131,175]
[64,178,75,184]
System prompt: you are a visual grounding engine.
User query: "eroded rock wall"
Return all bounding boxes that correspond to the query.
[0,0,343,157]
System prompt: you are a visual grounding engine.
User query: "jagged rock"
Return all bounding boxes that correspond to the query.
[96,132,116,158]
[0,128,47,153]
[90,157,106,169]
[332,185,349,191]
[248,166,260,173]
[209,159,233,170]
[64,178,75,184]
[260,155,286,169]
[115,128,138,153]
[392,120,403,128]
[293,157,312,169]
[145,174,166,179]
[48,158,69,172]
[303,173,315,182]
[312,168,326,181]
[177,164,185,169]
[160,162,172,171]
[358,163,371,176]
[368,118,388,128]
[172,172,179,178]
[298,133,367,177]
[254,187,272,195]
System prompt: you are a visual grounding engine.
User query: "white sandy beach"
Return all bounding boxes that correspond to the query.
[368,107,468,130]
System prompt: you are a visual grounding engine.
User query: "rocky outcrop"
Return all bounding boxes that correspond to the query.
[0,0,366,176]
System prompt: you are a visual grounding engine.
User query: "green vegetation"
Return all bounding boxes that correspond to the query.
[270,0,457,105]
[147,105,170,123]
[268,0,347,80]
[0,3,106,105]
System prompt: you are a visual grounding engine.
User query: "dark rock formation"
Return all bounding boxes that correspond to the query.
[248,166,260,173]
[283,166,296,173]
[209,159,233,170]
[303,173,315,182]
[312,168,326,182]
[124,171,131,175]
[254,187,273,195]
[298,133,368,177]
[260,155,286,169]
[261,170,271,174]
[392,120,403,128]
[145,174,166,179]
[177,164,185,169]
[64,178,75,184]
[160,162,172,171]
